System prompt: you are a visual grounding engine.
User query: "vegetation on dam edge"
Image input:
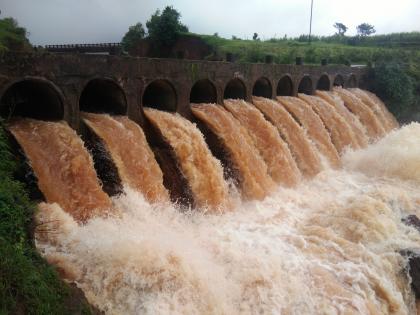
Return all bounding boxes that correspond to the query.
[0,124,95,315]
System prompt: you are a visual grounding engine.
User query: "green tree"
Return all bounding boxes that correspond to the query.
[333,22,348,36]
[0,17,31,52]
[146,6,188,48]
[121,22,145,51]
[373,61,415,116]
[253,33,259,41]
[357,23,376,36]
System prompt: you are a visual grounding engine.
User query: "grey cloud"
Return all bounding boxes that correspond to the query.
[1,0,419,45]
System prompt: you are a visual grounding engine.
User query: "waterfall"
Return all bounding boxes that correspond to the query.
[144,108,231,210]
[7,88,419,315]
[253,96,323,178]
[349,88,399,131]
[333,87,386,139]
[82,112,169,203]
[223,99,301,187]
[8,118,112,222]
[316,90,369,147]
[298,93,361,152]
[277,96,341,168]
[191,103,275,200]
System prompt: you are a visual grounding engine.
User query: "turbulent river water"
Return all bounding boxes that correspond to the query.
[7,88,420,314]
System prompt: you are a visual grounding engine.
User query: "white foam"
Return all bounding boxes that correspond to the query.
[35,124,420,314]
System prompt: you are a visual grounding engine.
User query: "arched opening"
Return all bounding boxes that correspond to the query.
[252,77,272,98]
[0,79,64,120]
[190,79,217,104]
[347,74,357,88]
[316,74,330,91]
[80,78,127,115]
[223,78,246,100]
[143,79,177,112]
[277,75,294,96]
[297,76,313,95]
[333,74,345,87]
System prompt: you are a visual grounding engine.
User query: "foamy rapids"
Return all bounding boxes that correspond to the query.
[35,123,420,315]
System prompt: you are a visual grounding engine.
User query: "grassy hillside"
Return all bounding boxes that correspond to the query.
[199,33,420,65]
[199,33,420,121]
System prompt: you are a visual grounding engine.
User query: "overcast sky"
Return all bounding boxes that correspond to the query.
[1,0,419,45]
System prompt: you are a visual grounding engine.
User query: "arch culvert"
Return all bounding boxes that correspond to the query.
[277,76,294,96]
[190,79,217,104]
[333,75,345,87]
[80,78,127,115]
[316,74,330,91]
[252,77,272,98]
[0,79,64,120]
[143,79,177,112]
[298,76,313,95]
[224,78,246,100]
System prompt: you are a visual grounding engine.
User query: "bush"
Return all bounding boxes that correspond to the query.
[0,17,31,53]
[121,22,145,52]
[372,61,416,117]
[146,6,188,49]
[0,124,93,314]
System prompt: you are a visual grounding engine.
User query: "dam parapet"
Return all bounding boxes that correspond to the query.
[0,52,367,129]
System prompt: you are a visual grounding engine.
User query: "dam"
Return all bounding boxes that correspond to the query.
[2,52,420,314]
[0,53,363,127]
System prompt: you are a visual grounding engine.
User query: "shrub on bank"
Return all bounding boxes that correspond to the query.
[371,59,420,120]
[0,124,93,315]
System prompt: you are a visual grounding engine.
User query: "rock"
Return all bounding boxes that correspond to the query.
[401,215,420,298]
[64,282,104,315]
[402,214,420,233]
[400,249,420,298]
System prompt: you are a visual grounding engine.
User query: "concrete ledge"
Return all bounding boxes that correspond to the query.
[0,53,368,129]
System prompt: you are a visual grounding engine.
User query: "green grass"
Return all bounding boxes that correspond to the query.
[197,33,420,120]
[199,33,420,66]
[0,123,93,314]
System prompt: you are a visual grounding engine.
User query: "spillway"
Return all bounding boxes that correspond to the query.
[253,96,323,178]
[316,90,370,147]
[144,108,230,210]
[277,96,341,168]
[349,88,399,131]
[5,88,420,315]
[82,112,169,203]
[8,118,112,222]
[223,99,301,187]
[333,87,386,140]
[299,93,360,152]
[191,103,275,200]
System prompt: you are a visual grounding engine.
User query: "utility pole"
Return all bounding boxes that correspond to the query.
[309,0,314,44]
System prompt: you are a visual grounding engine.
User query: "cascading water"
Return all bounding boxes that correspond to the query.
[316,90,370,147]
[144,108,231,210]
[253,96,323,178]
[8,118,112,222]
[223,99,301,187]
[333,87,386,139]
[277,96,341,168]
[6,89,420,315]
[82,112,169,203]
[298,93,361,152]
[191,103,276,200]
[363,89,400,129]
[349,88,399,131]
